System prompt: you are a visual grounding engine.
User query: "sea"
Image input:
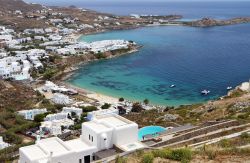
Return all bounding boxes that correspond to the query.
[27,0,250,106]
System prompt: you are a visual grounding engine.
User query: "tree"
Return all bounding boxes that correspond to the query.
[143,99,149,105]
[34,113,46,122]
[81,106,98,112]
[119,97,125,102]
[101,103,111,109]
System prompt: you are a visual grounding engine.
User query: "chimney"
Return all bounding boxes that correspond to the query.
[36,135,41,144]
[49,151,53,163]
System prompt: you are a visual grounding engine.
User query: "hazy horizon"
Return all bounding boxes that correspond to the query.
[25,0,250,6]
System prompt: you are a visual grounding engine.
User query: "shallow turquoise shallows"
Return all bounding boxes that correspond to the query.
[138,126,166,141]
[68,23,250,106]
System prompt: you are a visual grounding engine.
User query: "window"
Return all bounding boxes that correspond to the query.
[89,134,90,140]
[92,156,95,161]
[92,136,93,142]
[79,159,82,163]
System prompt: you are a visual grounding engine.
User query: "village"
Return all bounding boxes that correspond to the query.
[0,23,138,81]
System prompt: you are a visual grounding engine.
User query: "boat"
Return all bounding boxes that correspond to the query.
[201,90,210,95]
[170,85,176,88]
[227,86,233,90]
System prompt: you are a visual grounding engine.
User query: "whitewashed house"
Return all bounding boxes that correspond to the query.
[44,113,68,121]
[18,109,47,120]
[0,35,13,42]
[87,108,119,121]
[40,120,73,136]
[48,34,62,41]
[51,93,73,105]
[56,47,76,55]
[19,114,144,163]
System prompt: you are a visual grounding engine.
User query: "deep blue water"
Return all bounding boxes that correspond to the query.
[25,1,250,19]
[68,24,250,106]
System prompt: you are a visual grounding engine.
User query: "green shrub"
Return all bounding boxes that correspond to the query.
[219,139,231,148]
[141,153,154,163]
[202,145,218,160]
[115,155,127,163]
[119,97,125,102]
[240,132,250,139]
[43,68,58,80]
[169,148,192,163]
[95,52,106,59]
[101,103,111,109]
[237,113,249,119]
[152,149,171,158]
[81,106,98,112]
[143,99,149,105]
[34,113,47,122]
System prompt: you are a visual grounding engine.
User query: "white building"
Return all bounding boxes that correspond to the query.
[0,57,32,80]
[51,93,73,105]
[62,107,82,117]
[40,119,74,136]
[87,108,118,121]
[18,109,47,120]
[44,113,68,121]
[0,136,10,150]
[19,114,144,163]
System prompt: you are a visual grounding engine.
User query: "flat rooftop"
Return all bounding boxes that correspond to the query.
[98,116,132,128]
[37,137,71,156]
[65,138,97,152]
[83,121,111,133]
[20,145,47,161]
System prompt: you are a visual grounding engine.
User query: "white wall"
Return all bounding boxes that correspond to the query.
[81,123,113,151]
[112,123,138,146]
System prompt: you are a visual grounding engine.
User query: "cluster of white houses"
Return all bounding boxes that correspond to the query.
[18,106,83,137]
[0,24,135,81]
[19,114,144,163]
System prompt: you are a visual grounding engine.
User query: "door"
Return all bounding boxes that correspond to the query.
[84,155,91,163]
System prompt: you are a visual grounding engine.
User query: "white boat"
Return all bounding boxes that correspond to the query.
[201,90,210,95]
[227,86,233,90]
[170,84,176,88]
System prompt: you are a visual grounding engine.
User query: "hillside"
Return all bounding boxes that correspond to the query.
[0,80,43,111]
[0,0,42,12]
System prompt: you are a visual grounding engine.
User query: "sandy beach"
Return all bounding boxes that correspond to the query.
[61,82,120,104]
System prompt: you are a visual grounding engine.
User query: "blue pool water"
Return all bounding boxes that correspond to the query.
[138,126,166,140]
[68,24,250,106]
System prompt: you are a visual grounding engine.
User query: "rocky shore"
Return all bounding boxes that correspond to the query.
[184,17,250,27]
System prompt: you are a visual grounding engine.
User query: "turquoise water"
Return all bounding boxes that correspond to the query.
[68,24,250,106]
[138,126,166,140]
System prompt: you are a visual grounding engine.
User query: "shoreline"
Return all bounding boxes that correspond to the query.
[53,40,143,105]
[62,81,121,105]
[55,28,216,107]
[54,20,250,108]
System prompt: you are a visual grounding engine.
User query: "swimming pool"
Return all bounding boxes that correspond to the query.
[138,126,166,141]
